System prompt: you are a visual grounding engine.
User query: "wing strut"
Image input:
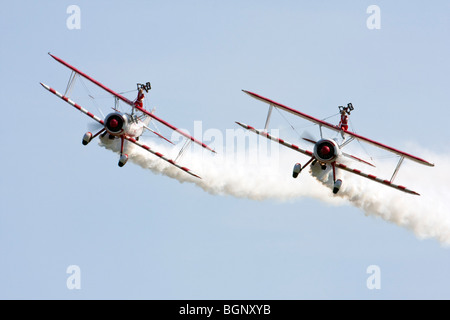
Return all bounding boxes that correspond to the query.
[340,136,355,148]
[264,105,273,131]
[65,71,78,98]
[390,156,405,183]
[175,139,192,162]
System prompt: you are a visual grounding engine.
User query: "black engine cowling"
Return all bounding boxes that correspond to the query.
[104,112,126,135]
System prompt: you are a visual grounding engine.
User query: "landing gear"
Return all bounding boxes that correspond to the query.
[333,179,342,194]
[331,163,343,195]
[82,128,106,145]
[292,157,315,179]
[293,163,302,178]
[118,154,128,167]
[82,132,93,145]
[118,136,128,167]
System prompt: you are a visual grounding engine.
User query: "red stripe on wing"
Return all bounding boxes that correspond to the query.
[335,162,420,195]
[49,53,134,106]
[134,105,216,154]
[124,137,201,179]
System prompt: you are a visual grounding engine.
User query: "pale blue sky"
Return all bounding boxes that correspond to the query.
[1,1,449,299]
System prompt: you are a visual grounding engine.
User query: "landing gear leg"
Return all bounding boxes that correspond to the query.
[118,136,128,167]
[331,162,342,194]
[293,157,316,178]
[82,128,106,145]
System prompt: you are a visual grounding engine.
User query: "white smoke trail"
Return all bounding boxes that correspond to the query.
[98,136,450,246]
[314,147,450,246]
[99,135,344,203]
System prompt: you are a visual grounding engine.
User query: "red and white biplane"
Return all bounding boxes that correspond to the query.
[41,53,215,178]
[237,90,434,195]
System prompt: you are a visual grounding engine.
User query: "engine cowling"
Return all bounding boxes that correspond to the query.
[104,112,127,135]
[313,139,341,163]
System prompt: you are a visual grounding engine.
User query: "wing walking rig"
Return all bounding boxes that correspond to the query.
[237,90,434,196]
[41,53,215,178]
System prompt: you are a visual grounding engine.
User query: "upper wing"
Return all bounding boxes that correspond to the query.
[243,90,434,167]
[243,90,341,131]
[49,53,134,106]
[340,129,434,167]
[133,105,216,153]
[49,53,215,153]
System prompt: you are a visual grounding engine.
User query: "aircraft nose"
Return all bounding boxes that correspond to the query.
[109,118,119,128]
[320,145,331,155]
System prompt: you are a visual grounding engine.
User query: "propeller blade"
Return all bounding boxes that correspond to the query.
[301,130,317,144]
[87,121,104,132]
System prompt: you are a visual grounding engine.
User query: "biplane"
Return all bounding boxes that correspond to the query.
[41,53,215,178]
[237,90,434,195]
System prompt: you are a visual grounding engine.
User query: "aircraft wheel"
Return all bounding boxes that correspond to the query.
[333,179,342,194]
[82,132,92,145]
[292,163,302,178]
[118,154,128,167]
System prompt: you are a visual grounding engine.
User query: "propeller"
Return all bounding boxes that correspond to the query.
[301,130,317,145]
[87,121,104,133]
[301,129,375,167]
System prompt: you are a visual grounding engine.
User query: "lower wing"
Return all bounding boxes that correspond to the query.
[335,162,419,195]
[125,137,201,179]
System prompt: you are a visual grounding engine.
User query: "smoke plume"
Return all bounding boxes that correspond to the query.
[99,136,450,246]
